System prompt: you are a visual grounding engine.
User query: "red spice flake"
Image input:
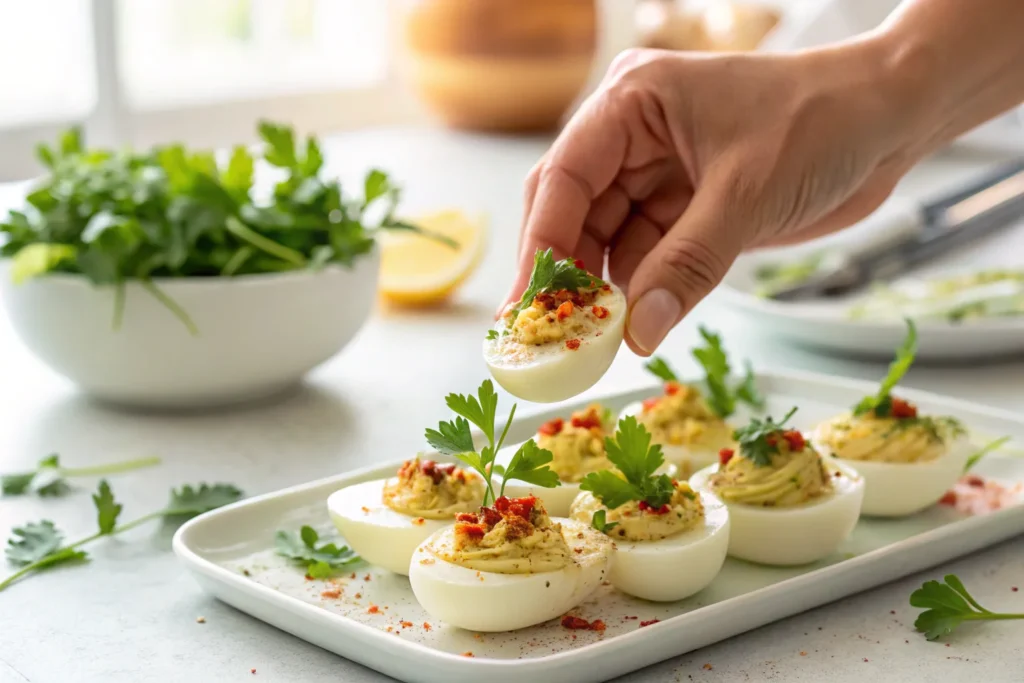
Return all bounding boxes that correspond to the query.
[863,658,869,663]
[574,547,583,554]
[304,574,314,581]
[638,500,670,515]
[360,506,370,514]
[834,470,843,478]
[538,417,564,436]
[418,459,458,485]
[320,589,342,599]
[799,651,807,656]
[479,506,502,527]
[601,284,611,292]
[354,592,362,599]
[556,301,575,321]
[965,475,985,488]
[890,610,896,615]
[494,495,536,520]
[560,615,605,631]
[665,381,681,396]
[573,259,586,270]
[455,512,479,523]
[782,430,805,452]
[400,621,413,629]
[565,338,581,351]
[473,634,482,640]
[459,523,486,539]
[945,643,951,648]
[367,605,380,614]
[251,669,256,675]
[350,572,357,579]
[591,305,609,320]
[1013,587,1019,592]
[412,517,426,526]
[386,626,394,633]
[890,397,918,419]
[703,663,713,670]
[364,574,372,581]
[719,448,735,466]
[624,616,638,620]
[639,619,660,627]
[462,652,474,657]
[938,491,958,506]
[570,408,603,430]
[423,622,432,631]
[642,397,660,413]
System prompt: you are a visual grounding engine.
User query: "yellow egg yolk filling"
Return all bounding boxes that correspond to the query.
[571,481,705,542]
[382,457,485,520]
[710,434,832,507]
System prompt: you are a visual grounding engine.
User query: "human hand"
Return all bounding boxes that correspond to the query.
[502,41,925,355]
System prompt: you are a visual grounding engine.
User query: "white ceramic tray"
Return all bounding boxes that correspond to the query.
[173,371,1024,683]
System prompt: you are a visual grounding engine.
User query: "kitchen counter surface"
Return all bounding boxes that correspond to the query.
[1,127,1022,683]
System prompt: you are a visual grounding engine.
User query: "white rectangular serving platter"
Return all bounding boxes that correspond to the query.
[173,370,1024,683]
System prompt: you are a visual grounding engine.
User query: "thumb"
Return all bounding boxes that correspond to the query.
[624,183,743,355]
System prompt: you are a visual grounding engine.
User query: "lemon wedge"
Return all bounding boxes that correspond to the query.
[379,210,486,305]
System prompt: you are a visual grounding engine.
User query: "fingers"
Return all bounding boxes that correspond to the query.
[624,176,743,355]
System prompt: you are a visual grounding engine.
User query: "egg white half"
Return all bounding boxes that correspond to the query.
[689,458,864,566]
[408,518,613,632]
[483,284,626,403]
[812,430,972,517]
[327,479,452,576]
[576,490,730,602]
[619,400,723,476]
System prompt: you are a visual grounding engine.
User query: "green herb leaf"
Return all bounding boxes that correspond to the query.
[910,574,1024,640]
[591,509,619,534]
[163,483,244,517]
[732,407,799,467]
[579,470,641,509]
[445,381,499,446]
[486,329,499,340]
[425,417,476,458]
[581,417,673,509]
[501,440,559,491]
[92,480,123,534]
[4,521,64,565]
[275,525,360,576]
[964,436,1011,472]
[854,319,918,416]
[505,248,604,327]
[692,326,735,418]
[643,357,679,382]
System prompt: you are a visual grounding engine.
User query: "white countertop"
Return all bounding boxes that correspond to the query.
[1,127,1023,683]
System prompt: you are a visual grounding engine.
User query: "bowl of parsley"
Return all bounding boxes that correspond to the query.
[0,122,450,409]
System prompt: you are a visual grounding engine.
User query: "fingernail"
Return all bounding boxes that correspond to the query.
[628,289,682,353]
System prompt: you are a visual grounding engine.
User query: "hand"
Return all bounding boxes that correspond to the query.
[504,41,922,355]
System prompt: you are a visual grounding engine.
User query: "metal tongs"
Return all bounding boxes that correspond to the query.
[770,158,1024,302]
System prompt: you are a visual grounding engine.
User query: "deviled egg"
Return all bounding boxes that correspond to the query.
[497,403,616,516]
[570,416,729,602]
[690,409,864,566]
[409,495,613,632]
[484,249,625,403]
[811,322,969,517]
[328,456,485,575]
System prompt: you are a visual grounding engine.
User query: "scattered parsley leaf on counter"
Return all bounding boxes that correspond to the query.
[504,248,604,327]
[275,525,360,577]
[0,480,243,592]
[581,416,674,510]
[853,319,917,417]
[1,453,161,497]
[964,436,1012,472]
[732,408,799,467]
[425,380,557,505]
[643,357,678,383]
[590,509,619,534]
[911,574,1024,640]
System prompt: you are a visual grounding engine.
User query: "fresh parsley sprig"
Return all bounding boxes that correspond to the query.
[910,574,1024,640]
[275,525,361,578]
[590,509,619,534]
[504,248,604,327]
[424,380,559,506]
[1,480,242,592]
[2,453,161,497]
[580,416,675,517]
[853,319,917,417]
[643,327,764,418]
[732,407,799,467]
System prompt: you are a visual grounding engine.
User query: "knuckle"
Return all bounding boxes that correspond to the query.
[660,238,727,295]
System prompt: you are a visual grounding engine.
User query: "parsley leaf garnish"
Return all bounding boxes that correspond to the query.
[853,319,917,416]
[735,360,765,410]
[643,357,678,382]
[425,380,558,505]
[504,248,604,327]
[1,453,160,497]
[910,574,1024,640]
[590,509,619,534]
[732,407,799,467]
[1,480,243,592]
[964,436,1011,472]
[580,416,675,510]
[486,329,499,340]
[275,525,361,577]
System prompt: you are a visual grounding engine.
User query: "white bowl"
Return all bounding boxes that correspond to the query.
[0,250,379,408]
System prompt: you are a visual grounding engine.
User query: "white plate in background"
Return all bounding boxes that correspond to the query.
[174,373,1024,683]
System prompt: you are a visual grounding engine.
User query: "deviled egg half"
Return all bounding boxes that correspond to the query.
[812,321,970,517]
[570,416,729,602]
[497,403,616,516]
[409,495,613,632]
[484,249,625,403]
[690,409,864,566]
[328,457,485,575]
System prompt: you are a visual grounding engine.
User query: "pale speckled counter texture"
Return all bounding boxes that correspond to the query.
[1,128,1023,683]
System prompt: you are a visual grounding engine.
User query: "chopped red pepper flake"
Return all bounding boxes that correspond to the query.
[320,589,341,599]
[965,475,985,488]
[423,622,433,630]
[412,517,425,525]
[639,619,660,627]
[938,491,958,506]
[782,430,805,452]
[251,669,256,675]
[890,397,918,419]
[642,397,660,413]
[573,259,585,270]
[455,512,479,523]
[703,664,713,670]
[719,448,735,466]
[561,615,606,631]
[1013,587,1019,592]
[367,605,380,614]
[638,501,670,515]
[460,523,486,539]
[565,338,581,350]
[556,301,574,321]
[570,409,602,430]
[591,305,609,319]
[601,284,611,292]
[400,621,413,629]
[538,417,564,436]
[462,652,474,658]
[664,381,681,396]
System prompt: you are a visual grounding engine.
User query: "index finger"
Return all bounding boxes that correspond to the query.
[503,98,628,308]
